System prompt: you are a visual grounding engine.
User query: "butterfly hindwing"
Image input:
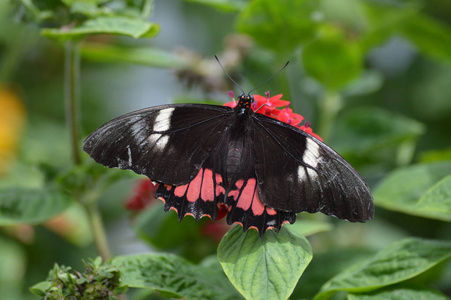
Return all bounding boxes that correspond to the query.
[83,104,232,185]
[226,177,296,235]
[155,154,227,221]
[221,116,296,234]
[153,121,296,235]
[252,113,374,222]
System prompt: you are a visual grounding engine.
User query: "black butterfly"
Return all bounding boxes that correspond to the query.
[83,94,374,236]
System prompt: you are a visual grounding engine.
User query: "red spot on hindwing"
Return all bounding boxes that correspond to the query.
[186,170,203,202]
[215,174,225,196]
[228,179,244,200]
[229,178,266,216]
[174,184,188,197]
[235,179,255,210]
[155,168,296,236]
[266,206,277,216]
[228,178,283,218]
[175,168,225,203]
[201,169,215,201]
[251,189,265,216]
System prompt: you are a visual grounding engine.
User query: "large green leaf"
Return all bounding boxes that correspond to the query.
[41,16,159,40]
[331,107,425,156]
[81,43,189,68]
[292,248,377,299]
[401,13,451,63]
[360,2,417,51]
[315,237,451,300]
[373,162,451,221]
[236,0,318,53]
[302,26,363,90]
[0,188,73,225]
[218,226,312,300]
[348,284,450,300]
[286,218,332,237]
[186,0,247,12]
[112,253,241,300]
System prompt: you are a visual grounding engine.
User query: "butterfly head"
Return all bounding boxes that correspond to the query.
[237,94,254,110]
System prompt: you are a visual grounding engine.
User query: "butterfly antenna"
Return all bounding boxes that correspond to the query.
[214,55,246,95]
[248,61,290,95]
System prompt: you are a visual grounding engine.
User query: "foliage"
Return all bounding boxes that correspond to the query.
[30,257,128,299]
[1,0,451,299]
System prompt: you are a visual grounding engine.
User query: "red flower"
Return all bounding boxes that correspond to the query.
[274,107,303,126]
[224,91,322,140]
[253,91,290,115]
[125,179,159,211]
[299,122,323,141]
[224,90,237,108]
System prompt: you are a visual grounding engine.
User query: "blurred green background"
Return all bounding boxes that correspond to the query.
[1,0,451,299]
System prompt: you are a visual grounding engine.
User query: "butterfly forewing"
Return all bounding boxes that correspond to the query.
[252,114,374,222]
[83,104,232,185]
[84,96,374,237]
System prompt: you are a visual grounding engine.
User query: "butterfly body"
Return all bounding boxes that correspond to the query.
[83,94,374,236]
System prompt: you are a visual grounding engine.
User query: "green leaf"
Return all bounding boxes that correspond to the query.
[237,0,319,53]
[186,0,247,12]
[18,0,55,23]
[400,13,451,63]
[133,202,219,261]
[68,0,154,19]
[112,253,241,300]
[286,218,332,237]
[41,16,159,40]
[315,237,451,300]
[341,71,384,98]
[414,175,451,220]
[348,284,450,300]
[302,26,363,90]
[420,147,451,163]
[360,2,417,51]
[320,0,366,30]
[70,1,106,18]
[55,161,137,204]
[331,107,425,156]
[134,203,201,250]
[373,162,451,221]
[29,281,52,297]
[292,248,377,299]
[218,226,312,300]
[81,43,190,68]
[0,188,73,225]
[0,237,26,299]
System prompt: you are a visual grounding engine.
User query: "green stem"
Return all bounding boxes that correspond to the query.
[65,41,82,165]
[84,202,112,261]
[317,90,342,141]
[64,40,113,263]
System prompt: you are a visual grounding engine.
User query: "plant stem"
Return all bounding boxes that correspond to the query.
[317,90,342,141]
[65,41,82,165]
[85,202,112,261]
[64,40,113,263]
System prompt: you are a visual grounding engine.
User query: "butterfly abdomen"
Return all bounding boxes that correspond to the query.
[226,139,243,184]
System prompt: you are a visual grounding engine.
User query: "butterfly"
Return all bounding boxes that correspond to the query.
[83,92,374,237]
